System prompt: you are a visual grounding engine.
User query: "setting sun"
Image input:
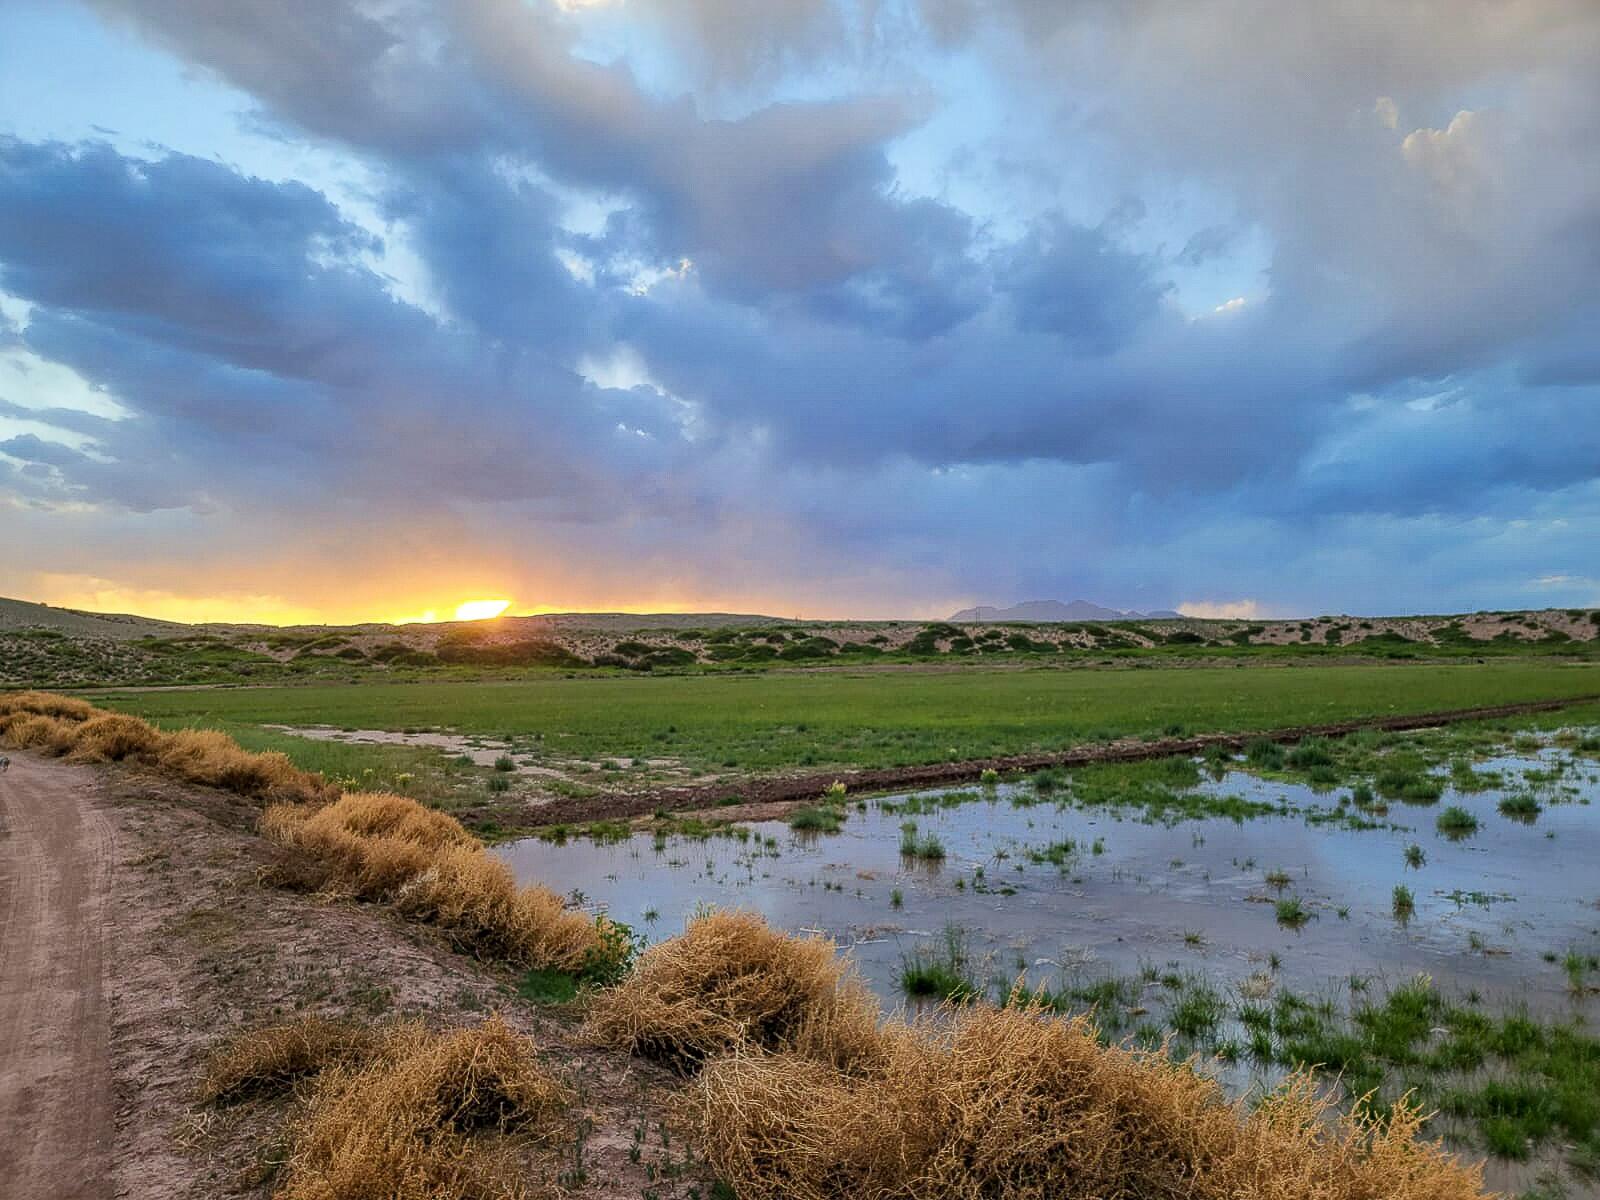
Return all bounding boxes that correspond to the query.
[453,599,512,621]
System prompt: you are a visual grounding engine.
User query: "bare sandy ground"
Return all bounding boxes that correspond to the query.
[0,754,117,1200]
[0,753,702,1199]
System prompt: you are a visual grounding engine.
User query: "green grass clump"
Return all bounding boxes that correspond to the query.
[899,926,979,1002]
[493,753,516,772]
[1167,979,1225,1040]
[1375,762,1444,802]
[899,826,946,861]
[1403,843,1425,868]
[1497,792,1541,820]
[1274,897,1310,928]
[1245,738,1285,770]
[1026,839,1076,867]
[1286,738,1335,770]
[789,805,844,833]
[1436,806,1479,836]
[517,967,580,1004]
[1392,885,1415,918]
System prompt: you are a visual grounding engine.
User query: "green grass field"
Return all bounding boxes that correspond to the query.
[96,660,1600,779]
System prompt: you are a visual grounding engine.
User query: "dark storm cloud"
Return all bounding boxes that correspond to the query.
[999,216,1171,354]
[0,138,699,519]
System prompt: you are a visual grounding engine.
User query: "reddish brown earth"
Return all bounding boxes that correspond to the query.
[508,693,1600,829]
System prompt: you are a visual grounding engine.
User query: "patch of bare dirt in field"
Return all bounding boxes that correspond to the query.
[9,756,707,1200]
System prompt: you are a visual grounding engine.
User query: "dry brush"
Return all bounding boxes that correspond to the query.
[586,909,884,1072]
[0,690,329,804]
[262,790,630,977]
[206,1016,567,1200]
[597,912,1491,1200]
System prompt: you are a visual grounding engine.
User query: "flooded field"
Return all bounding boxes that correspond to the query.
[500,725,1600,1194]
[501,745,1600,1014]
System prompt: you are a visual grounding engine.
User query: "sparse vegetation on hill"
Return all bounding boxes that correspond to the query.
[5,596,1600,689]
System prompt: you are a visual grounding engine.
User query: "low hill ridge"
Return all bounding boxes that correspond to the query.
[950,600,1183,622]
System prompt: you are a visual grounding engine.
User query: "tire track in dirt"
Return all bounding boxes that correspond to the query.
[0,752,116,1200]
[510,693,1600,828]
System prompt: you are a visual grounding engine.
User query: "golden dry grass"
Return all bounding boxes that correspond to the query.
[276,1017,568,1200]
[265,792,624,975]
[0,690,329,804]
[686,1001,1491,1200]
[0,690,96,721]
[587,910,884,1072]
[200,1016,380,1104]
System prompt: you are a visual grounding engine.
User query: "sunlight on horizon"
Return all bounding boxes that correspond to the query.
[394,598,513,625]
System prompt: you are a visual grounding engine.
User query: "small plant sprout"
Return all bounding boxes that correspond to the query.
[823,780,847,800]
[1404,843,1425,868]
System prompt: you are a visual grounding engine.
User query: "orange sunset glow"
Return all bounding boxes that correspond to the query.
[396,599,514,625]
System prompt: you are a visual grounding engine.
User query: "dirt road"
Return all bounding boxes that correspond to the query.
[0,752,116,1200]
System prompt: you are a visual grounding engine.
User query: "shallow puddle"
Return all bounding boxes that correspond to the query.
[498,743,1600,1020]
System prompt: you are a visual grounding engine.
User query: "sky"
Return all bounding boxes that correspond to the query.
[0,0,1597,625]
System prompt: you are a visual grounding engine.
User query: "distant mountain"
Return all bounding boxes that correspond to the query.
[949,600,1182,623]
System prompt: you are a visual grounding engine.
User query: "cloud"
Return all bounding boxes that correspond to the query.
[0,0,1596,620]
[1000,214,1171,354]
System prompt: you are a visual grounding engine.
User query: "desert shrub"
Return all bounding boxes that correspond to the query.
[200,1016,379,1104]
[396,847,620,973]
[0,691,329,804]
[435,638,587,668]
[266,792,626,976]
[587,910,883,1072]
[263,791,472,899]
[642,646,697,668]
[277,1017,567,1200]
[689,1002,1489,1200]
[68,713,163,761]
[0,712,79,752]
[0,690,96,722]
[837,641,883,656]
[778,639,834,661]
